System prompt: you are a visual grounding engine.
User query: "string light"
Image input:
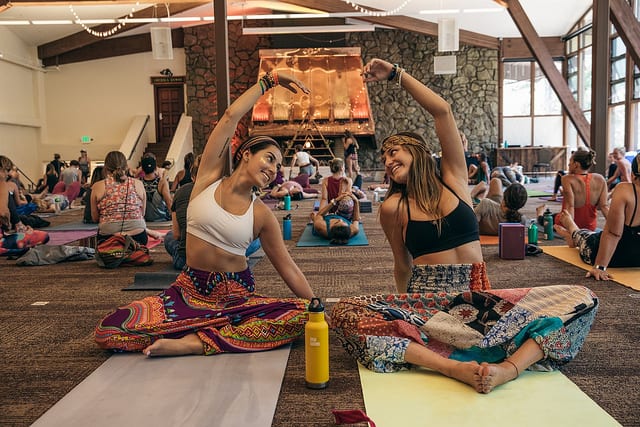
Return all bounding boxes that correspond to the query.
[342,0,413,17]
[69,2,140,38]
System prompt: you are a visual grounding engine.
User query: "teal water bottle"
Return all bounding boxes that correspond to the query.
[283,193,291,211]
[283,214,292,240]
[528,220,538,244]
[543,208,554,240]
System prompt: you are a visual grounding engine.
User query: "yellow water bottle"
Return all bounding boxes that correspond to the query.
[305,298,329,389]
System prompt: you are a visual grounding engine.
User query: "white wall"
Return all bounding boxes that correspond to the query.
[43,50,186,164]
[0,28,186,183]
[0,27,45,183]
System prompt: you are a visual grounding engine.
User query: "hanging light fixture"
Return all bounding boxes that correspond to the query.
[150,4,173,60]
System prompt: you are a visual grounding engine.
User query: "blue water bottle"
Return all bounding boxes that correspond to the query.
[283,194,291,211]
[528,220,538,244]
[543,208,554,240]
[283,214,292,240]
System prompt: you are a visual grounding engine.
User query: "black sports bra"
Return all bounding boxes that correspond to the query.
[404,182,479,259]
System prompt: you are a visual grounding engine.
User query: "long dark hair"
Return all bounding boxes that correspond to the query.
[503,183,528,223]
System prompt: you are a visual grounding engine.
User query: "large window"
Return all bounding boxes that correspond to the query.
[564,4,640,152]
[503,61,563,147]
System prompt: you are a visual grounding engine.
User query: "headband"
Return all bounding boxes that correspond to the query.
[381,134,428,153]
[233,136,279,165]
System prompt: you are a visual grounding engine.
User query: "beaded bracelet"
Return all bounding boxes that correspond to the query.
[258,79,266,95]
[396,67,405,86]
[259,71,277,94]
[388,63,399,81]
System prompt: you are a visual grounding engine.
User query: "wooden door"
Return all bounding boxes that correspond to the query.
[154,84,184,144]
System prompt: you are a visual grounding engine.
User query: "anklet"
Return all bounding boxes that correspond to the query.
[504,359,519,377]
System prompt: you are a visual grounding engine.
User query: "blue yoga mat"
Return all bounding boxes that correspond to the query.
[296,223,368,247]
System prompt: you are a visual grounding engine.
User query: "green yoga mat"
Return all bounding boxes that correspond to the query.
[527,190,552,197]
[296,223,368,247]
[359,364,621,427]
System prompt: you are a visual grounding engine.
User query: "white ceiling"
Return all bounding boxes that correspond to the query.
[0,0,593,47]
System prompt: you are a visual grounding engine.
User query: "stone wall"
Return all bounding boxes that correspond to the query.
[184,23,498,171]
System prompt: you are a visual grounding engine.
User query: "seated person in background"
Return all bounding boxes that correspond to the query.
[536,149,609,231]
[170,152,194,192]
[474,178,528,235]
[83,166,105,223]
[554,153,640,280]
[605,152,618,191]
[0,155,49,256]
[467,152,489,185]
[607,147,632,191]
[34,163,59,194]
[270,180,318,201]
[551,170,566,201]
[320,157,351,211]
[140,156,172,222]
[165,156,201,270]
[310,191,361,244]
[91,151,148,246]
[290,144,320,179]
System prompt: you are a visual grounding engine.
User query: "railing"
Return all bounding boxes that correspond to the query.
[15,165,37,192]
[118,115,150,171]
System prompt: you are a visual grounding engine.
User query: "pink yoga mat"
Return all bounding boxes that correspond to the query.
[46,230,96,246]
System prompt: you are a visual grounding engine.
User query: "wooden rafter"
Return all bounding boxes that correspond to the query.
[610,0,640,67]
[504,0,591,146]
[279,0,499,49]
[37,2,207,61]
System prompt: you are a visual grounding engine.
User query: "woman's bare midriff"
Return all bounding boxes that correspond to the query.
[412,240,483,265]
[186,233,249,272]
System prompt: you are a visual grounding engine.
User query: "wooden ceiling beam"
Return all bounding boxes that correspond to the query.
[37,2,205,60]
[279,0,499,49]
[610,0,640,67]
[505,0,591,146]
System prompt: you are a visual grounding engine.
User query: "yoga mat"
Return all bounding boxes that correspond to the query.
[358,364,621,427]
[544,245,640,291]
[479,235,499,245]
[540,196,563,202]
[32,346,291,427]
[46,230,96,246]
[46,221,98,231]
[147,220,173,228]
[124,269,179,291]
[526,190,551,198]
[296,223,368,247]
[146,230,169,249]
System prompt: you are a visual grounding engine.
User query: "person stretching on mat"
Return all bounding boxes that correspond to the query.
[96,70,320,357]
[310,178,361,245]
[554,152,640,280]
[474,178,528,235]
[330,58,598,394]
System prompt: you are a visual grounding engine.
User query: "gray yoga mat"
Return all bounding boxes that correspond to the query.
[46,221,98,231]
[31,346,291,427]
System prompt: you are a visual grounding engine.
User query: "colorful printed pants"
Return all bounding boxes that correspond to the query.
[331,263,598,373]
[95,266,309,354]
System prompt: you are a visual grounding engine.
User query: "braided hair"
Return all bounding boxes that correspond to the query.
[503,183,528,223]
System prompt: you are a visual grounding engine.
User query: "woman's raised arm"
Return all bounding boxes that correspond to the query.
[195,72,309,196]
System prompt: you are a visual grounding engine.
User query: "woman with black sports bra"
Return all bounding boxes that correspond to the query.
[555,152,640,279]
[330,58,598,394]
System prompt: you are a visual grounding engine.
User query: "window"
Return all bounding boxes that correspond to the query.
[502,61,562,147]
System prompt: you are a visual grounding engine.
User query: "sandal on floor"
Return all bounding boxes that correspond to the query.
[526,244,543,256]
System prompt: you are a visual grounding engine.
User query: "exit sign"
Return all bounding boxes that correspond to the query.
[81,136,92,143]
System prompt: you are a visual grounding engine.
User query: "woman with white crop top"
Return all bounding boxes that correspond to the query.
[96,70,319,357]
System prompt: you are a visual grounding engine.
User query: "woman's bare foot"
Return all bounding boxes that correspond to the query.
[476,361,519,393]
[143,333,204,357]
[536,204,546,218]
[553,224,575,247]
[556,209,580,234]
[445,361,484,392]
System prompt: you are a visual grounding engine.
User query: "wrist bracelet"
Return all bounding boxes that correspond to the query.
[595,265,607,271]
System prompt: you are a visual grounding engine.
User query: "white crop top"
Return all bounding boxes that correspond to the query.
[187,179,256,256]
